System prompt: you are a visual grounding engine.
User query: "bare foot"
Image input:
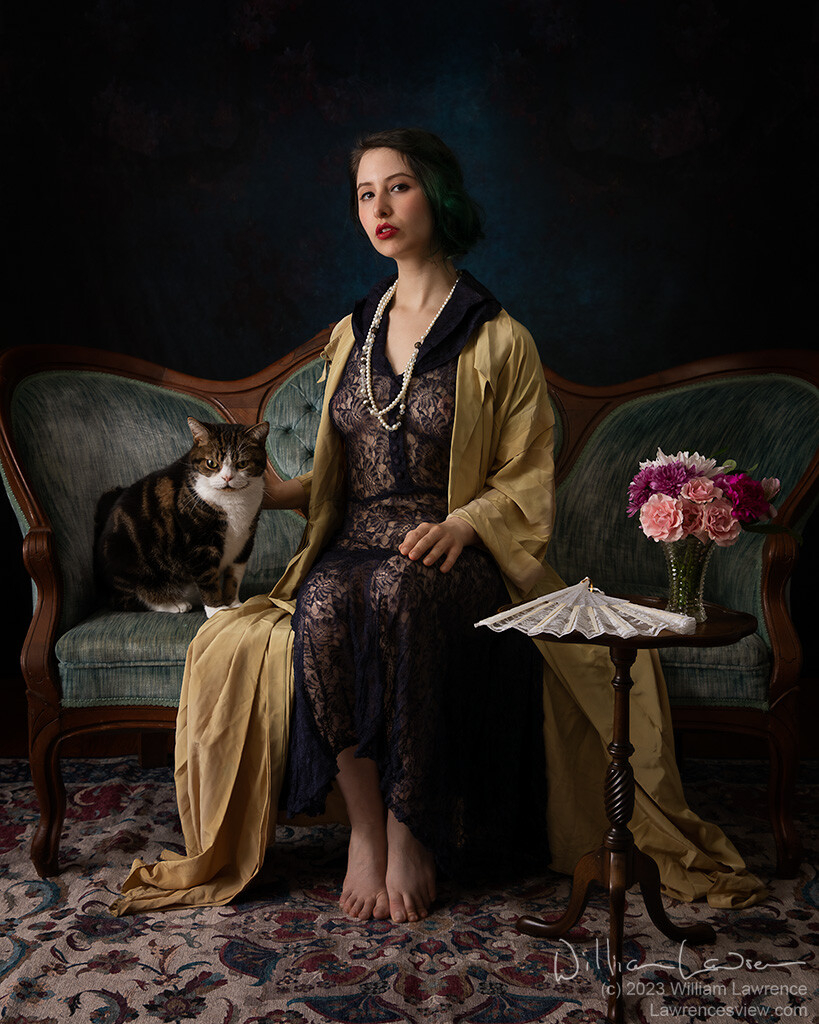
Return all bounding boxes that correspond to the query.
[339,823,390,921]
[385,812,436,923]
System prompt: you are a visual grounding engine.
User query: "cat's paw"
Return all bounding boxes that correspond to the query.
[204,604,229,618]
[150,600,193,613]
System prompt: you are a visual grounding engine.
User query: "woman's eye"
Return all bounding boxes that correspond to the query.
[358,190,374,202]
[391,182,409,192]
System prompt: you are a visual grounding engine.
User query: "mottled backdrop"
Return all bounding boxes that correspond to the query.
[5,0,817,381]
[2,2,817,691]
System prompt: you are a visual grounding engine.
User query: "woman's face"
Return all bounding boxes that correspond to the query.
[355,148,436,263]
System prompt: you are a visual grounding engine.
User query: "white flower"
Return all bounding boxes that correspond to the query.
[638,448,728,478]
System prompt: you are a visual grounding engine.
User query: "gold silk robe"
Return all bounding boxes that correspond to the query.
[112,311,766,915]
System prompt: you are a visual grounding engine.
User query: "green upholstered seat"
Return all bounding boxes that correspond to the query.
[54,610,206,707]
[5,363,327,709]
[5,362,815,715]
[2,341,814,879]
[546,374,819,709]
[10,371,222,632]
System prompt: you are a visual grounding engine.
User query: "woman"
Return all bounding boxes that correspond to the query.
[112,129,765,920]
[280,134,551,923]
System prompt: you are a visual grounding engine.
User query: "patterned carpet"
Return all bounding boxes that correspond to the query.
[1,757,817,1024]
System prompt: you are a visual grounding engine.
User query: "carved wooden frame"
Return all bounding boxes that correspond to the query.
[0,333,331,877]
[542,348,818,876]
[1,340,815,878]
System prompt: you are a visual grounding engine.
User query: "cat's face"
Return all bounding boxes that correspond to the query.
[187,418,269,495]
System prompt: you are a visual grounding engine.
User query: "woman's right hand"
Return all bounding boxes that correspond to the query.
[398,516,479,573]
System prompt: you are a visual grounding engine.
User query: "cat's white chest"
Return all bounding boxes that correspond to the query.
[195,474,263,566]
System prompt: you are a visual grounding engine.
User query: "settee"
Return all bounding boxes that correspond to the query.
[1,338,817,882]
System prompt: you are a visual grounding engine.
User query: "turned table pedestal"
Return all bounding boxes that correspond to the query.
[515,598,757,1024]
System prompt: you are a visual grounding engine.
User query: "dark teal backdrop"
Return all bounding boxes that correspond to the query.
[2,1,817,687]
[5,0,817,382]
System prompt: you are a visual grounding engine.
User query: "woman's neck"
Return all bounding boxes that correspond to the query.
[391,257,458,315]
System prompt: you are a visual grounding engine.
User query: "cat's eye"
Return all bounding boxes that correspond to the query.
[205,459,219,470]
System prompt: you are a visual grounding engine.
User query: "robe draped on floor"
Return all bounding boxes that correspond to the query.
[111,275,767,916]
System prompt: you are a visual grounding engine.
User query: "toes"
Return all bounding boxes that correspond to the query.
[389,894,408,923]
[388,885,435,923]
[340,887,389,921]
[373,892,391,921]
[404,895,424,922]
[339,889,364,919]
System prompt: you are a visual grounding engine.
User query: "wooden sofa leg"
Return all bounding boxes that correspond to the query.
[28,730,65,878]
[767,720,803,878]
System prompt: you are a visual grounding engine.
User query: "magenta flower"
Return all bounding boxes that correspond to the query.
[713,472,772,523]
[629,448,787,552]
[627,462,697,516]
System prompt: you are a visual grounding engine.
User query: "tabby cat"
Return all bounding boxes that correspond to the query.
[94,417,269,616]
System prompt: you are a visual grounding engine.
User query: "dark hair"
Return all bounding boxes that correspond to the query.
[349,128,485,260]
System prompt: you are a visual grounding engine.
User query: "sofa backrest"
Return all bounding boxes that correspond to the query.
[5,346,815,661]
[546,373,819,652]
[262,359,326,480]
[8,371,223,632]
[244,359,328,595]
[3,356,332,632]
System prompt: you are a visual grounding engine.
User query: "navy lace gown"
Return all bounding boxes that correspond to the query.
[283,272,548,880]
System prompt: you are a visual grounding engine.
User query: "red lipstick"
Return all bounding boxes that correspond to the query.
[376,223,398,239]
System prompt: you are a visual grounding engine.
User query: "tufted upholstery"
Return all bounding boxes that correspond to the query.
[263,360,326,481]
[1,341,815,878]
[9,360,811,714]
[7,368,322,709]
[10,372,221,632]
[0,341,337,877]
[546,374,819,710]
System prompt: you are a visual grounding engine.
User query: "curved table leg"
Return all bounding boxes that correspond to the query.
[517,644,716,1024]
[517,849,605,938]
[634,848,716,945]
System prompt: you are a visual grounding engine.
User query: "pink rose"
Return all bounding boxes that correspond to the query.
[678,497,706,538]
[639,493,684,542]
[680,477,723,503]
[703,497,742,547]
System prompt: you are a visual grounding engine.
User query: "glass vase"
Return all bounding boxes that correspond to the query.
[661,536,715,623]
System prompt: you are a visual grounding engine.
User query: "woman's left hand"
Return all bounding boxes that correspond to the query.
[399,517,479,573]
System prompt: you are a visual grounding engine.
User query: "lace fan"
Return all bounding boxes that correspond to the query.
[475,578,696,639]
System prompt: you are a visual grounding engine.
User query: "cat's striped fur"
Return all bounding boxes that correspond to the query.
[94,417,269,616]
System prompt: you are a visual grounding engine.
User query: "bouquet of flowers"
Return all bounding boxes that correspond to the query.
[627,449,780,547]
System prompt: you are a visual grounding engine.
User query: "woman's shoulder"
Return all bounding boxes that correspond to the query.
[322,314,354,358]
[471,305,539,372]
[456,273,535,350]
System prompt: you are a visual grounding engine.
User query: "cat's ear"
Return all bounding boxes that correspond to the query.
[187,418,212,445]
[245,421,270,443]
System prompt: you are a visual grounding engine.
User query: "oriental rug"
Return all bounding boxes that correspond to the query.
[0,757,817,1024]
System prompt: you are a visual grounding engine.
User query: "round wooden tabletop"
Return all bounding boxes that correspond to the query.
[534,596,757,651]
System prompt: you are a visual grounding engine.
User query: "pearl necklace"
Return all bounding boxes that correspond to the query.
[360,273,461,432]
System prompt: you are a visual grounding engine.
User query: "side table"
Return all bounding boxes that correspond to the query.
[515,597,757,1024]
